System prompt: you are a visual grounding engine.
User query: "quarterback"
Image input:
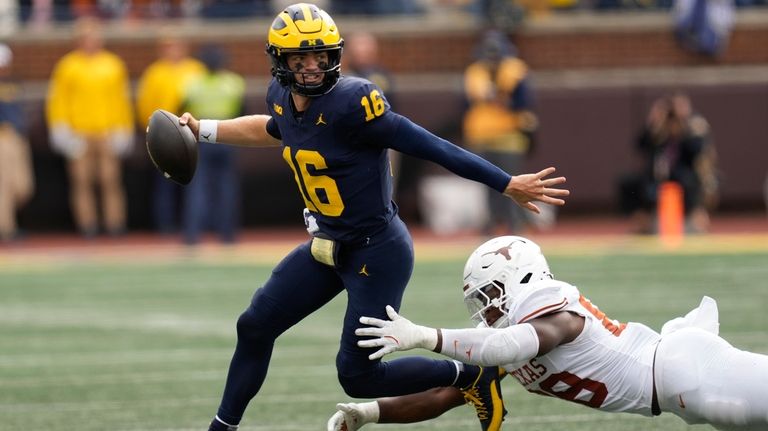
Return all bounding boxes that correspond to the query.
[329,236,768,431]
[175,4,569,431]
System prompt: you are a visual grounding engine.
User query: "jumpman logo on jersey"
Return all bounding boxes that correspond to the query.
[359,264,369,276]
[316,113,327,126]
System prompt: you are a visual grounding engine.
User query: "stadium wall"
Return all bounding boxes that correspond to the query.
[9,11,768,230]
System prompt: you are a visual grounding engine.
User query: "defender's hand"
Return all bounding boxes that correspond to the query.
[356,305,437,360]
[327,403,363,431]
[504,167,569,214]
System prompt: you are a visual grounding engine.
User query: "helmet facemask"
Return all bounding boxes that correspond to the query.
[462,236,552,328]
[266,44,343,97]
[266,3,344,97]
[464,280,513,328]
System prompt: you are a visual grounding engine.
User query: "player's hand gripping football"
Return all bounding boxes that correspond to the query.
[356,305,437,360]
[178,112,200,138]
[504,166,569,214]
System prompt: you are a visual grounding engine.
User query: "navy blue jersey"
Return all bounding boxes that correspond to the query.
[267,76,396,243]
[267,75,511,243]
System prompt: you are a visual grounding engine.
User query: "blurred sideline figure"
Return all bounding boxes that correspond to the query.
[180,44,244,245]
[136,32,205,234]
[619,93,717,234]
[0,43,34,242]
[329,236,768,431]
[46,17,134,238]
[463,30,541,235]
[674,0,735,57]
[344,32,395,106]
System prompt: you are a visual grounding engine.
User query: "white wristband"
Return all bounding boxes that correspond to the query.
[357,401,380,424]
[198,119,218,144]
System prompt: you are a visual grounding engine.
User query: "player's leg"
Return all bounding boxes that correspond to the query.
[335,216,479,398]
[95,135,126,235]
[67,139,98,236]
[656,327,768,429]
[212,241,344,429]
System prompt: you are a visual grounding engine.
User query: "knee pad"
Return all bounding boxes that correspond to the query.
[336,354,382,398]
[337,367,382,398]
[235,291,281,343]
[702,397,749,426]
[235,306,268,343]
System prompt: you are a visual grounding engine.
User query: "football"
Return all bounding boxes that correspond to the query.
[145,109,198,185]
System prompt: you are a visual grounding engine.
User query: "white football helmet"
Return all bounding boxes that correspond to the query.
[462,236,552,328]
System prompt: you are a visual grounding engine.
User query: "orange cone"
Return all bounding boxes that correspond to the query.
[658,181,684,248]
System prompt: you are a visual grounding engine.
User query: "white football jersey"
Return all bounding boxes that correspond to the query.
[500,280,661,416]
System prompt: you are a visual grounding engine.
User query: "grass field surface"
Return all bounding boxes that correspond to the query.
[1,234,767,430]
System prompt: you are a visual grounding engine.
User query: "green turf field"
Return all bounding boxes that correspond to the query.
[1,245,766,430]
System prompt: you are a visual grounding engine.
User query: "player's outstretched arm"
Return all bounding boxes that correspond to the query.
[504,167,569,214]
[178,112,281,148]
[357,306,545,366]
[327,388,466,430]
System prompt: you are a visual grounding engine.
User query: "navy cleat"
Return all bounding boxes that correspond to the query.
[460,366,507,431]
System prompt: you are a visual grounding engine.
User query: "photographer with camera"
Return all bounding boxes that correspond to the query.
[619,93,717,234]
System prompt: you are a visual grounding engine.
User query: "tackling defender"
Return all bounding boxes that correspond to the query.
[329,236,768,431]
[175,4,569,430]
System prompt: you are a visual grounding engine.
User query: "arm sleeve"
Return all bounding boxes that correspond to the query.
[266,117,281,140]
[438,323,540,366]
[361,111,511,192]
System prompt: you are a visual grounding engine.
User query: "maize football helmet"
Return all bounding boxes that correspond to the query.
[266,3,343,97]
[462,236,552,328]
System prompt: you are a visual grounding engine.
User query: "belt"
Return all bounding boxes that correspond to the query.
[651,341,662,416]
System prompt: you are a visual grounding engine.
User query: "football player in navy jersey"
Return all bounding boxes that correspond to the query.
[178,3,569,431]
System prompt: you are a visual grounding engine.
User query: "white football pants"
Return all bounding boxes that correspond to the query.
[656,326,768,430]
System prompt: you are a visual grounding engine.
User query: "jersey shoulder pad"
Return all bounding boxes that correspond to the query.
[511,280,580,324]
[266,78,288,117]
[335,76,391,124]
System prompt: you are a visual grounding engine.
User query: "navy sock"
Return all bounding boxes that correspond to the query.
[453,364,482,389]
[209,416,238,431]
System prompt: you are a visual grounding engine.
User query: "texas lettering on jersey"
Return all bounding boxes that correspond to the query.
[506,358,547,386]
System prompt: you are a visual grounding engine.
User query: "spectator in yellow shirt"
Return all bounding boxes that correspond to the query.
[46,17,134,238]
[136,33,205,235]
[463,30,540,235]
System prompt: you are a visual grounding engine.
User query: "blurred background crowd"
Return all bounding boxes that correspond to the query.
[0,0,766,244]
[0,0,765,27]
